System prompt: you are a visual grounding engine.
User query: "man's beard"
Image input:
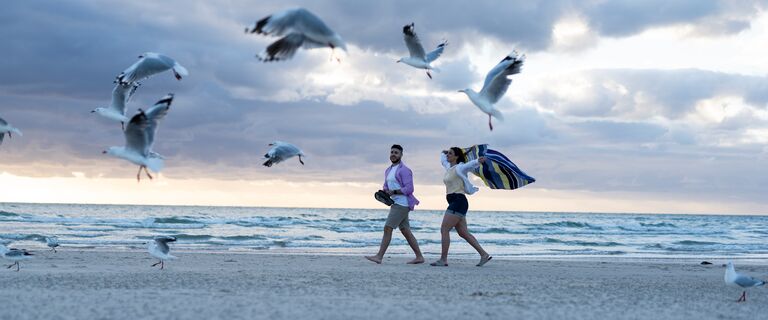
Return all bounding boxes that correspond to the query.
[390,157,401,164]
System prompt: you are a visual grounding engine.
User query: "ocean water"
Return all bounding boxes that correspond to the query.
[1,202,767,258]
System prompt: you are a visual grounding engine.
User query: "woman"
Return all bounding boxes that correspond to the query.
[430,147,492,267]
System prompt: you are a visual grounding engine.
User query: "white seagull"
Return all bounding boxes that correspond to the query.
[1,245,33,272]
[148,236,177,270]
[458,50,525,131]
[116,52,188,85]
[0,116,23,147]
[263,141,305,167]
[103,94,173,182]
[397,23,447,79]
[46,236,60,253]
[246,8,347,62]
[725,261,765,302]
[91,82,137,129]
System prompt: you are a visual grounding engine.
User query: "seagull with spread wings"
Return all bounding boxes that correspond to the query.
[148,236,177,270]
[397,23,447,79]
[103,94,173,182]
[263,141,305,167]
[458,51,525,131]
[90,82,137,129]
[0,116,22,147]
[246,8,347,62]
[115,52,188,85]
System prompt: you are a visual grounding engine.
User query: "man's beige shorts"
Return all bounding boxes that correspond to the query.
[384,204,410,229]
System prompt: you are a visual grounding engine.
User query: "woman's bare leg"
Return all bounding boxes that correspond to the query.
[456,218,488,257]
[438,214,462,262]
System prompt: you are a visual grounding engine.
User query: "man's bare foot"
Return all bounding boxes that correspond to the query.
[365,255,382,264]
[407,257,425,264]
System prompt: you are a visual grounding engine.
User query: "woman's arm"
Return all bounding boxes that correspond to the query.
[457,156,486,175]
[440,151,450,170]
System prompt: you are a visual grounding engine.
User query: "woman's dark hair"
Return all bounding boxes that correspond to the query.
[450,147,466,163]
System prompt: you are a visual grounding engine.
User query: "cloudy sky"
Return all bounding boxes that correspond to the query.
[1,0,767,214]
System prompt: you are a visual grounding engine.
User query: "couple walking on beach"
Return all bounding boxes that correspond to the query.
[365,144,492,267]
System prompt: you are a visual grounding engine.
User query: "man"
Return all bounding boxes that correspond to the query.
[365,144,424,264]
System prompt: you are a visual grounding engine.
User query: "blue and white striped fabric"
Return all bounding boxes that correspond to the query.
[462,144,535,190]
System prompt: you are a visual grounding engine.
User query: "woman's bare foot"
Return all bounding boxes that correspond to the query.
[406,257,425,264]
[429,259,448,267]
[365,255,382,264]
[476,254,492,267]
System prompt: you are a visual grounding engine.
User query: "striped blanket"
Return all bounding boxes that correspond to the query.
[462,144,535,190]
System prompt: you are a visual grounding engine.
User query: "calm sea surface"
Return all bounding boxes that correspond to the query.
[1,202,767,258]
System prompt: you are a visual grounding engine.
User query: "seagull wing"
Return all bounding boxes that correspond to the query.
[248,8,336,38]
[480,52,525,104]
[0,117,5,145]
[124,112,151,157]
[143,94,173,153]
[402,23,426,60]
[734,274,766,287]
[120,55,173,83]
[257,33,308,62]
[425,40,447,63]
[109,82,133,115]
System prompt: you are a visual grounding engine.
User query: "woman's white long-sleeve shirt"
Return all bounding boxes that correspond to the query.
[440,153,480,195]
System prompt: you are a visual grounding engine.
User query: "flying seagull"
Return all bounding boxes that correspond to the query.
[116,52,188,85]
[0,116,23,147]
[246,8,347,62]
[397,23,447,79]
[458,50,525,131]
[103,94,173,182]
[148,236,177,270]
[725,261,766,302]
[91,82,137,129]
[1,245,33,272]
[263,141,305,167]
[46,236,60,253]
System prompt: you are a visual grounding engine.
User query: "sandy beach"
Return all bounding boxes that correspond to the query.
[1,250,766,319]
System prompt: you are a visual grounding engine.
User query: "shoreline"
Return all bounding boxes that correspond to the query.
[2,250,767,319]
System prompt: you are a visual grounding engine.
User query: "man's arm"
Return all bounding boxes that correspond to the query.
[397,167,415,196]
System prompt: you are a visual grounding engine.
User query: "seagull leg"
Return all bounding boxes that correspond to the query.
[6,263,13,269]
[426,71,432,79]
[151,260,161,267]
[137,166,143,182]
[160,260,164,270]
[299,156,304,165]
[51,247,56,253]
[488,114,494,131]
[144,167,153,180]
[15,262,19,272]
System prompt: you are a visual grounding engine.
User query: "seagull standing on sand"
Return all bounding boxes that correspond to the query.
[1,245,33,272]
[115,52,188,85]
[148,236,177,270]
[397,23,447,79]
[0,116,23,146]
[91,82,136,129]
[245,8,347,62]
[103,94,173,182]
[46,236,60,253]
[263,141,305,167]
[459,51,525,131]
[725,261,765,302]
